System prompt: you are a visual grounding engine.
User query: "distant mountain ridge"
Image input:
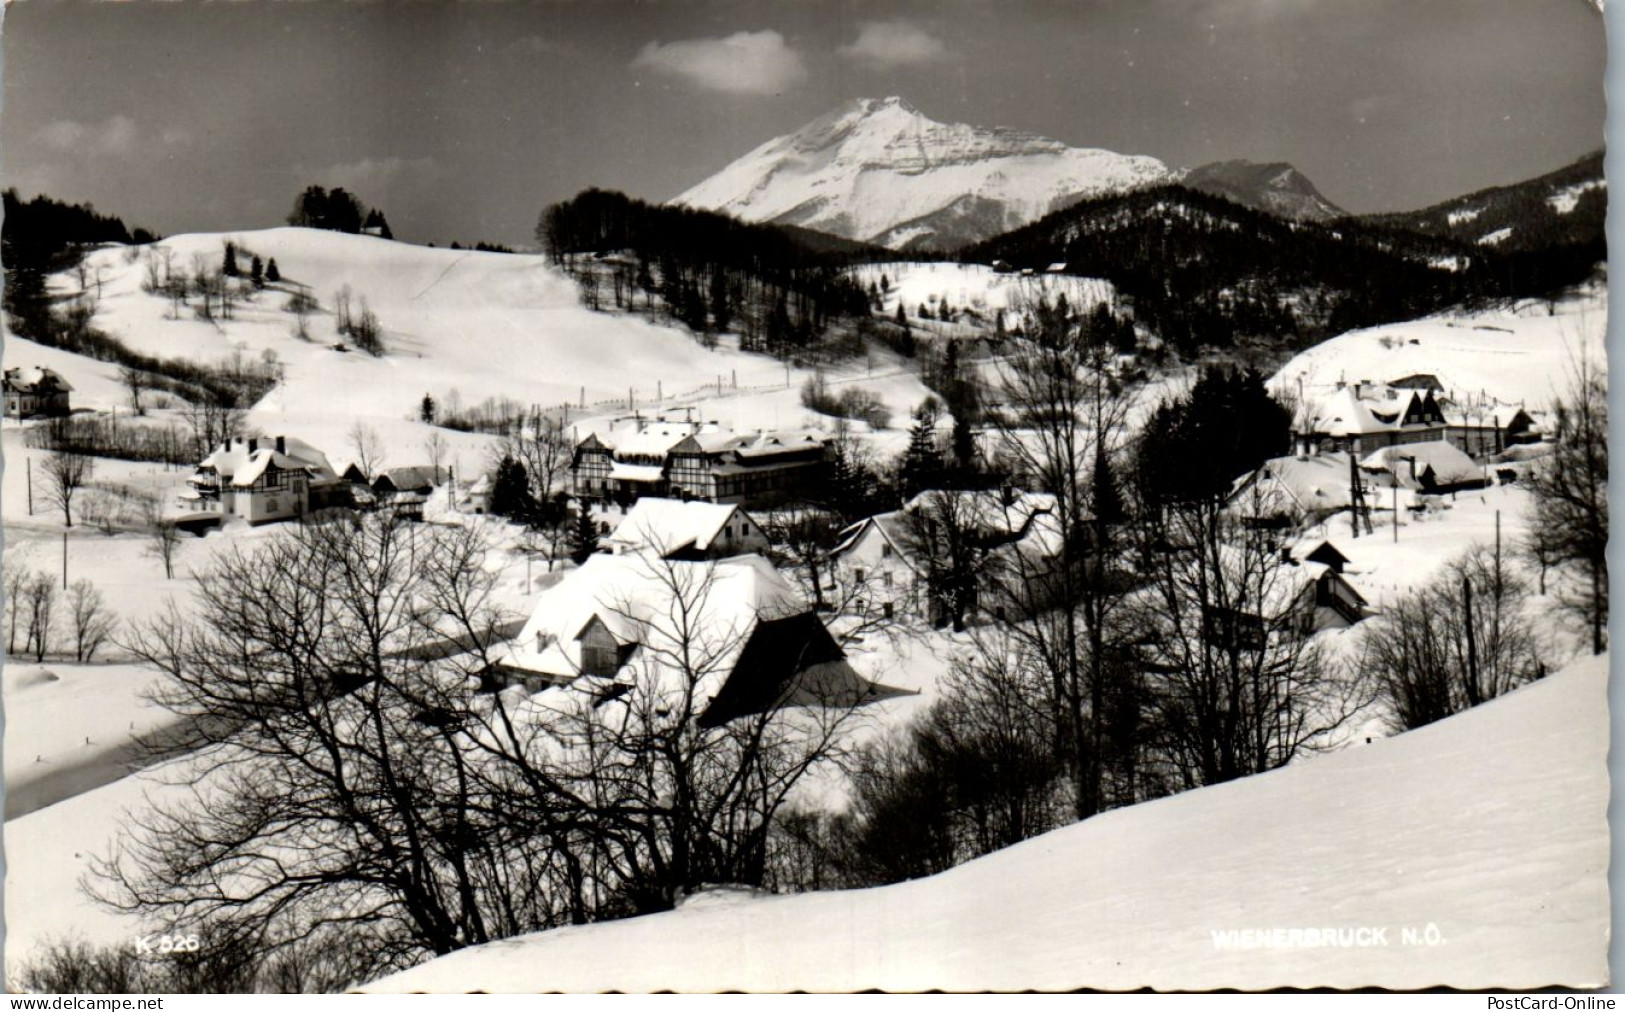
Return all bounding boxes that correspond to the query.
[671,97,1175,252]
[1183,160,1346,222]
[1359,149,1604,254]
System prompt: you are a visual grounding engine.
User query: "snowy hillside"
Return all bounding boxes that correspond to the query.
[32,228,934,462]
[368,654,1607,992]
[672,97,1173,251]
[1270,282,1607,414]
[847,262,1117,323]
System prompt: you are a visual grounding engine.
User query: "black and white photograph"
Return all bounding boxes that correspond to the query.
[0,0,1610,995]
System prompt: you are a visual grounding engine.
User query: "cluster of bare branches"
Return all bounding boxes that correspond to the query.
[88,516,860,985]
[1362,541,1543,732]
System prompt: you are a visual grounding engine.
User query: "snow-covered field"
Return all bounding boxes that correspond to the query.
[368,652,1607,992]
[1270,283,1606,414]
[3,661,176,819]
[44,228,935,469]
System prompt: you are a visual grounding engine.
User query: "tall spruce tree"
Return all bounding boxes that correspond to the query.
[899,401,946,500]
[489,456,534,522]
[568,504,600,564]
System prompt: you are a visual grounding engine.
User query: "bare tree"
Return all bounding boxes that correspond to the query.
[1128,503,1366,789]
[24,573,57,662]
[180,398,246,461]
[118,366,149,417]
[1363,542,1543,732]
[333,284,353,336]
[93,519,867,983]
[41,447,93,527]
[100,518,562,979]
[5,561,32,655]
[1525,354,1608,654]
[144,500,183,580]
[424,431,450,485]
[973,295,1137,820]
[67,579,117,663]
[347,421,385,479]
[490,410,569,503]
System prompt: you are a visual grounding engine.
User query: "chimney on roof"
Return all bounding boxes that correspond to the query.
[249,437,258,453]
[276,435,285,454]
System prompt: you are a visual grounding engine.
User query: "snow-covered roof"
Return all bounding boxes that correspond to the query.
[609,462,667,483]
[615,423,707,459]
[1299,383,1442,439]
[1358,441,1483,490]
[608,498,750,557]
[199,436,340,487]
[374,465,441,491]
[731,430,825,458]
[830,512,926,577]
[1230,452,1357,515]
[901,489,1066,557]
[503,553,806,690]
[3,366,72,394]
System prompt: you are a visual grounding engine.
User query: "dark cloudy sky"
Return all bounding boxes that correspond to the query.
[1,0,1605,247]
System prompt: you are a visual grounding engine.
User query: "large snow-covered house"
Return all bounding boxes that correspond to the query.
[1300,377,1537,461]
[1358,441,1489,495]
[571,415,828,506]
[827,511,926,620]
[3,366,72,420]
[181,435,347,524]
[1294,381,1447,458]
[1227,452,1365,529]
[606,497,770,560]
[494,552,872,726]
[829,489,1068,624]
[1185,544,1369,654]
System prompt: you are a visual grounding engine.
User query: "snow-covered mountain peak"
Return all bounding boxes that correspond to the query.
[672,98,1174,251]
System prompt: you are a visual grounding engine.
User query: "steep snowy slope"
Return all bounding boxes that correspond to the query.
[672,97,1173,251]
[42,228,878,462]
[369,654,1608,992]
[1270,281,1606,414]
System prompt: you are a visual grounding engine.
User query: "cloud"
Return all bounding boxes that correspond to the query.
[305,156,444,199]
[508,35,567,56]
[36,114,140,156]
[632,30,807,94]
[837,20,948,69]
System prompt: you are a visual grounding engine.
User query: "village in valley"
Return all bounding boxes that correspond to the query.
[0,0,1609,996]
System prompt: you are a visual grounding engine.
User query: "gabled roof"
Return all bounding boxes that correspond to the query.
[1301,384,1438,438]
[3,366,73,394]
[1358,440,1483,490]
[609,498,752,557]
[504,553,806,694]
[200,436,339,487]
[1229,452,1357,516]
[830,511,924,574]
[901,489,1066,557]
[373,466,441,492]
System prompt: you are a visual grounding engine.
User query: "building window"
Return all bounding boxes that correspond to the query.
[881,543,893,558]
[581,643,618,678]
[882,571,893,587]
[855,568,866,582]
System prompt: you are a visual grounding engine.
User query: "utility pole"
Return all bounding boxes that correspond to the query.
[26,457,33,515]
[1392,483,1398,543]
[61,531,68,589]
